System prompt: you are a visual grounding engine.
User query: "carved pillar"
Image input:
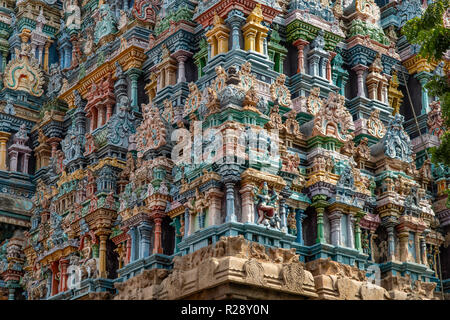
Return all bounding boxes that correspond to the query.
[59,258,69,292]
[97,106,104,128]
[106,104,113,120]
[64,47,71,69]
[398,231,409,262]
[354,212,363,252]
[176,55,187,83]
[0,132,11,171]
[329,211,342,246]
[347,214,355,249]
[138,221,152,258]
[293,39,309,74]
[240,184,255,224]
[126,68,141,110]
[50,261,59,296]
[48,137,61,159]
[414,232,421,264]
[320,57,329,79]
[420,235,428,266]
[8,150,17,172]
[280,198,287,233]
[309,55,320,77]
[153,216,163,254]
[352,65,367,98]
[23,153,30,174]
[295,209,307,245]
[226,14,243,50]
[243,29,256,51]
[313,199,328,243]
[327,52,336,82]
[369,230,376,261]
[415,72,431,114]
[99,234,108,278]
[225,181,237,222]
[184,207,190,237]
[206,189,223,226]
[127,228,137,262]
[126,234,132,264]
[44,40,52,73]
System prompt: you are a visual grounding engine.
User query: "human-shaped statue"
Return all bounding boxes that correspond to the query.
[253,182,281,229]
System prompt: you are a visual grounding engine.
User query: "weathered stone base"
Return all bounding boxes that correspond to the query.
[112,236,442,300]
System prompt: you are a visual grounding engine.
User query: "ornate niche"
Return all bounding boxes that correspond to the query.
[307,87,323,116]
[185,189,211,231]
[136,103,167,157]
[313,91,354,142]
[183,82,202,117]
[3,41,45,97]
[382,113,413,163]
[270,74,292,108]
[367,109,386,139]
[239,62,257,91]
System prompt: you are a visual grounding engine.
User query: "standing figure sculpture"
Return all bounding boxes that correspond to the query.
[253,182,281,229]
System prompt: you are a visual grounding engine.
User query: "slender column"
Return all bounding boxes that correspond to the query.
[50,261,59,296]
[176,55,187,83]
[320,58,329,79]
[328,52,336,82]
[106,104,113,120]
[206,189,223,226]
[64,47,71,69]
[243,30,256,51]
[8,150,18,172]
[240,185,255,224]
[225,182,237,222]
[387,225,396,261]
[184,208,190,237]
[99,234,108,278]
[138,221,152,258]
[127,228,137,262]
[97,106,103,128]
[315,206,326,244]
[369,230,376,261]
[420,235,428,266]
[126,68,141,110]
[309,56,320,77]
[153,216,163,254]
[0,132,11,171]
[44,41,52,72]
[1,52,7,72]
[59,259,69,292]
[414,232,421,264]
[126,234,132,264]
[279,198,287,233]
[329,211,342,246]
[295,209,307,245]
[354,213,363,252]
[347,214,355,249]
[48,137,61,159]
[398,231,409,262]
[226,14,243,50]
[352,65,368,98]
[415,72,431,114]
[8,287,14,300]
[38,46,44,65]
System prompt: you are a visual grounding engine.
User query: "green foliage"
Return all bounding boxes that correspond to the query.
[403,0,450,61]
[403,0,450,166]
